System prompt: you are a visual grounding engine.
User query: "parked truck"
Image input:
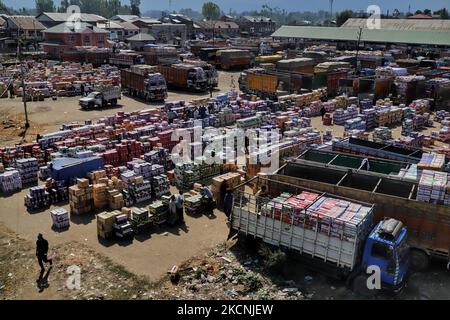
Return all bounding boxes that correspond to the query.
[182,59,219,88]
[157,63,208,92]
[274,157,450,272]
[215,49,254,70]
[231,177,410,294]
[239,68,313,100]
[109,52,145,68]
[79,85,121,109]
[121,67,167,102]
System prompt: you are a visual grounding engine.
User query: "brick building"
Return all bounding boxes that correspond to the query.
[42,22,109,56]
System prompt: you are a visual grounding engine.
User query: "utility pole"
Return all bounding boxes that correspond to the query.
[355,27,363,75]
[329,0,334,22]
[18,28,30,129]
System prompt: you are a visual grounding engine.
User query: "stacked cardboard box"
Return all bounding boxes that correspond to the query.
[373,127,392,143]
[361,109,376,130]
[88,170,108,184]
[97,210,122,239]
[211,172,242,205]
[416,170,448,205]
[69,178,93,215]
[438,127,450,142]
[93,183,108,209]
[151,174,170,197]
[51,207,70,229]
[344,117,366,131]
[24,185,52,210]
[130,207,149,227]
[15,158,39,185]
[333,106,358,125]
[417,153,446,171]
[374,106,403,127]
[306,197,371,240]
[128,177,152,204]
[107,189,124,210]
[0,169,22,193]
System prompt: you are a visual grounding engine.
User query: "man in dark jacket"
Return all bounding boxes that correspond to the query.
[320,106,327,120]
[36,233,52,272]
[223,189,234,221]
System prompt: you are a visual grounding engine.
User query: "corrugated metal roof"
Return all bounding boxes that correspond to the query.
[342,18,450,31]
[43,22,108,34]
[116,21,139,31]
[38,12,107,23]
[9,16,46,30]
[272,26,450,46]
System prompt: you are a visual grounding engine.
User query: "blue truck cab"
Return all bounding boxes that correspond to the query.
[361,218,410,292]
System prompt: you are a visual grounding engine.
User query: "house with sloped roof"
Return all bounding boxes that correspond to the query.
[0,15,46,51]
[196,20,239,39]
[96,21,126,41]
[237,16,276,37]
[126,32,156,50]
[116,21,140,40]
[159,13,198,39]
[36,12,107,28]
[5,15,46,40]
[42,22,109,56]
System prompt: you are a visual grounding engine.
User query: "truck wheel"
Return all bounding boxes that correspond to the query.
[352,274,377,298]
[410,249,430,272]
[88,102,94,109]
[111,99,118,106]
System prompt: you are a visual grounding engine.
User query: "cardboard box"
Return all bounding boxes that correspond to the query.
[77,178,89,188]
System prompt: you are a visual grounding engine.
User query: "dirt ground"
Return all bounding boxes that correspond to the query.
[2,222,450,300]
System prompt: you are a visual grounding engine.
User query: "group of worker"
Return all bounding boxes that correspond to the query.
[167,104,217,124]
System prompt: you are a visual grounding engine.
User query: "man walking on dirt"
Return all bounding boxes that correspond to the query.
[36,233,52,272]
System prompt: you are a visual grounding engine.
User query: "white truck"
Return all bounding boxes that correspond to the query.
[79,85,121,109]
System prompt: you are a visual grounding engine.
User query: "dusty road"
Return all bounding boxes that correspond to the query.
[0,184,229,282]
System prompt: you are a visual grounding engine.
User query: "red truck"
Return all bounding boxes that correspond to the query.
[121,67,167,102]
[156,64,208,92]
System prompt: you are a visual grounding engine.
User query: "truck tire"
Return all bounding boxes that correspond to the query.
[352,274,377,298]
[88,102,94,109]
[111,99,118,106]
[410,249,430,272]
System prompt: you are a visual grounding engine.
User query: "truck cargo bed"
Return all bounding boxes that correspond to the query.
[231,180,374,271]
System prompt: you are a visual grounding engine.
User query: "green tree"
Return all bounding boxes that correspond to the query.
[0,0,13,14]
[423,9,432,16]
[130,0,140,16]
[202,2,220,21]
[414,10,423,15]
[107,0,121,16]
[58,0,69,12]
[336,10,354,27]
[35,0,55,14]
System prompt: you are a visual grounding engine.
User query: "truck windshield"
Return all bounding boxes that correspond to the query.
[87,93,96,98]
